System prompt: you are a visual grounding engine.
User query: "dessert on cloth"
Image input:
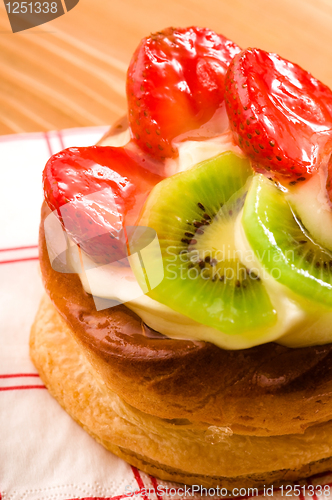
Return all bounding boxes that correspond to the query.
[31,26,332,488]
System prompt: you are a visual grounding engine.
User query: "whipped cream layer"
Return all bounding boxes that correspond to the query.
[70,126,332,350]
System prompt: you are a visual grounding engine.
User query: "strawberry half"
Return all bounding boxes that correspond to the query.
[225,48,332,183]
[43,146,164,264]
[127,26,240,159]
[327,158,332,205]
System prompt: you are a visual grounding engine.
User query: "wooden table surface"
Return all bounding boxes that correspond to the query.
[1,0,332,136]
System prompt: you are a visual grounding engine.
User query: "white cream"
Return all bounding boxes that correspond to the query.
[71,200,332,350]
[234,210,332,348]
[69,126,332,349]
[165,105,243,176]
[286,165,332,251]
[165,130,243,177]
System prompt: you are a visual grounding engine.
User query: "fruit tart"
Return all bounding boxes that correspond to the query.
[30,27,332,489]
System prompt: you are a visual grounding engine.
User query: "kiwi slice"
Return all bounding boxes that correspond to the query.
[242,174,332,307]
[135,152,276,334]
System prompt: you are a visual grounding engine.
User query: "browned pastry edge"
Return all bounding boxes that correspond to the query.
[37,200,332,437]
[30,294,332,489]
[92,444,332,490]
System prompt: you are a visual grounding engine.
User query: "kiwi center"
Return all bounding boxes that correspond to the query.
[135,152,276,334]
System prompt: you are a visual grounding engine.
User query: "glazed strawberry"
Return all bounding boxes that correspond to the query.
[127,26,240,159]
[43,146,164,264]
[327,158,332,204]
[225,48,332,183]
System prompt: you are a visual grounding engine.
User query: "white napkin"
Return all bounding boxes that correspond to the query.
[1,127,331,500]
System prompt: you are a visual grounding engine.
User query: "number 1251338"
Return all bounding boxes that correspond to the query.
[5,2,58,13]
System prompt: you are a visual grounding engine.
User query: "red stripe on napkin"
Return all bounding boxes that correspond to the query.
[44,132,53,156]
[0,385,46,392]
[131,467,148,500]
[0,256,39,265]
[0,245,38,253]
[57,130,65,150]
[64,494,143,500]
[298,490,305,500]
[149,476,162,500]
[306,479,319,500]
[0,244,39,265]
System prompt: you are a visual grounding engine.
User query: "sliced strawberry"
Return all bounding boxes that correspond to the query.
[327,158,332,204]
[127,26,240,159]
[225,48,332,183]
[43,146,164,264]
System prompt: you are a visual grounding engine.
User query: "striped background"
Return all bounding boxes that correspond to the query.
[2,0,332,136]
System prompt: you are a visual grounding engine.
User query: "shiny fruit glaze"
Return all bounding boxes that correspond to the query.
[327,158,332,205]
[43,30,332,271]
[43,145,164,264]
[225,48,332,184]
[127,26,241,159]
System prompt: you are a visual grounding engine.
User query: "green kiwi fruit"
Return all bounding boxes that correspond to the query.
[135,152,277,334]
[242,174,332,307]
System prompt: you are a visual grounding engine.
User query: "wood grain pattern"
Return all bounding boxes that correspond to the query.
[0,0,332,135]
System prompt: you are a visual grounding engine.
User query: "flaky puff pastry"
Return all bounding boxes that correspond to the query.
[30,294,332,489]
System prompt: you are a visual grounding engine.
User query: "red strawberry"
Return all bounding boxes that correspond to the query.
[225,48,332,184]
[127,26,241,159]
[327,158,332,204]
[43,146,164,264]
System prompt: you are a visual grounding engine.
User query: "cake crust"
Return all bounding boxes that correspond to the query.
[38,202,332,437]
[30,294,332,489]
